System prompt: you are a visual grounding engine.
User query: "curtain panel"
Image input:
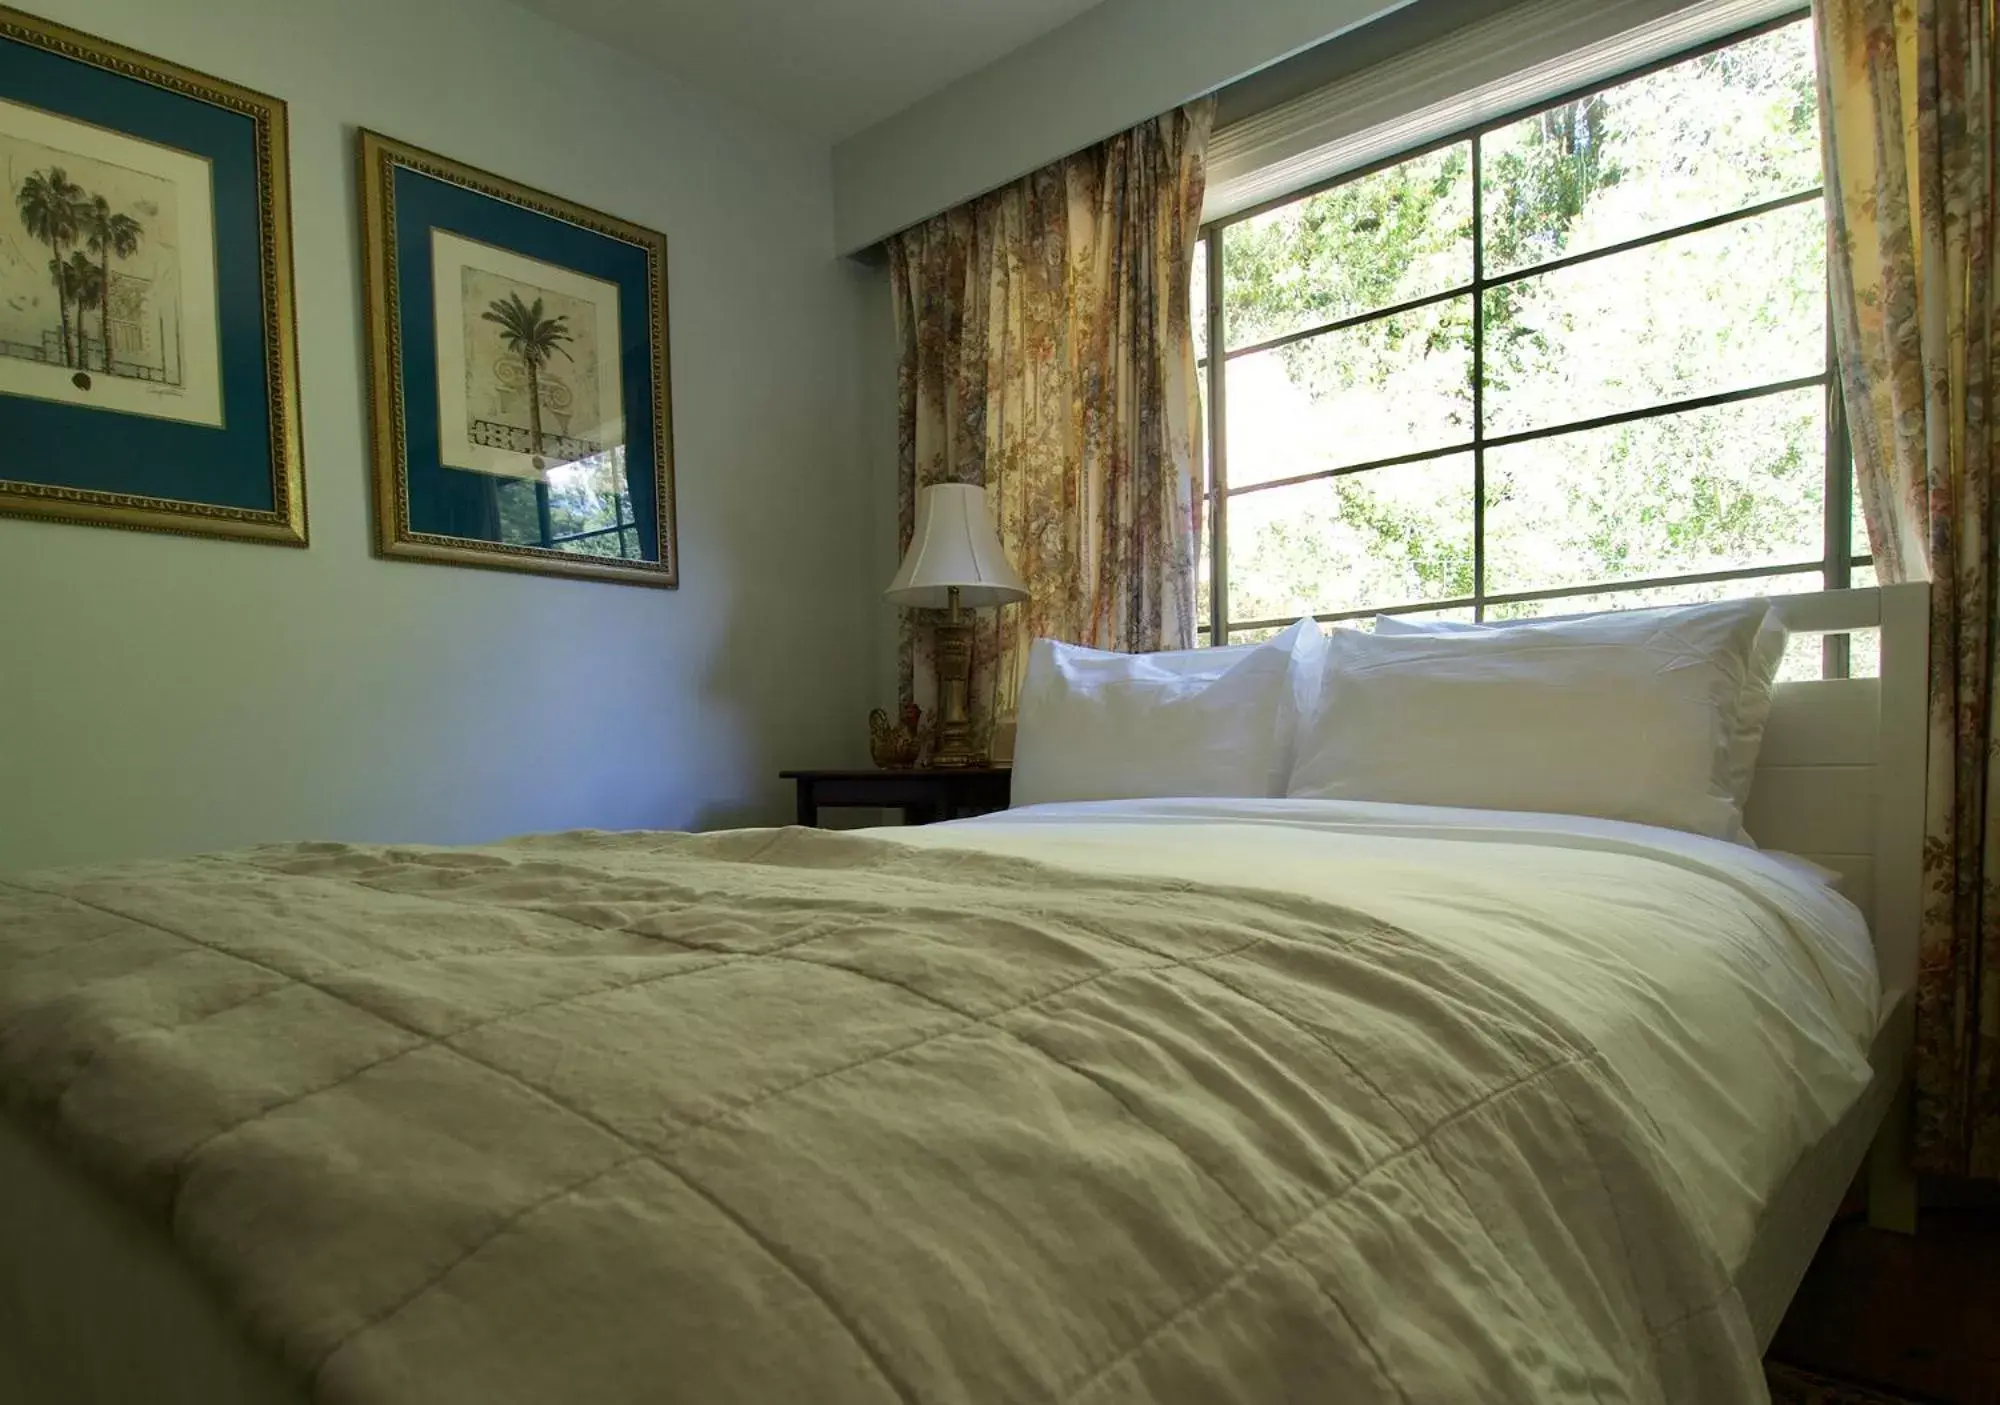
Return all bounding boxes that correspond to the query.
[1817,0,1999,1178]
[887,100,1214,743]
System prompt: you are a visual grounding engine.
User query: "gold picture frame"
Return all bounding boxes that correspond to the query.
[0,7,306,546]
[357,130,677,588]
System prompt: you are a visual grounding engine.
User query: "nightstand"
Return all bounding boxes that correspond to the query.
[780,768,1011,828]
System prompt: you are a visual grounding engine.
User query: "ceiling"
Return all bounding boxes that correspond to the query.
[517,0,1110,140]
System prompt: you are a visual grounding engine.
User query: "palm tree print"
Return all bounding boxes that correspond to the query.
[11,167,151,376]
[54,250,104,364]
[480,291,574,473]
[78,194,143,372]
[15,167,84,366]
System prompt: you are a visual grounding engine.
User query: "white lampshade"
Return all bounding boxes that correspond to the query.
[886,483,1029,608]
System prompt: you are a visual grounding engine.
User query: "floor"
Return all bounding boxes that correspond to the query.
[1768,1209,2000,1405]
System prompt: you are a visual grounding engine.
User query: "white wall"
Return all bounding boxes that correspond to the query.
[831,0,1407,252]
[0,0,879,871]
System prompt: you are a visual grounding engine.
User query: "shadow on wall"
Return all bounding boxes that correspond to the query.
[684,320,883,831]
[689,600,872,833]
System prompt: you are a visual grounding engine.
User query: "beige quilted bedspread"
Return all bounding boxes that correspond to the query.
[0,828,1764,1403]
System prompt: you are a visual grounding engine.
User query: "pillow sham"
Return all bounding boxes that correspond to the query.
[1373,599,1786,838]
[1293,600,1772,839]
[1011,620,1323,807]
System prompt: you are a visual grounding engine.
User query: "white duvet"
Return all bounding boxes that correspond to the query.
[879,796,1880,1273]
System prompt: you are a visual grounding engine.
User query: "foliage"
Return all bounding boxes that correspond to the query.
[1210,21,1830,632]
[493,450,638,557]
[1483,96,1622,274]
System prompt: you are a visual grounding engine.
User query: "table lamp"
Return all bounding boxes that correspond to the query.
[886,483,1029,768]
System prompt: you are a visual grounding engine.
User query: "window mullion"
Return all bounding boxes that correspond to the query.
[1223,558,1828,634]
[1224,283,1471,363]
[1478,186,1822,297]
[1823,279,1854,677]
[1205,224,1230,641]
[1471,133,1486,622]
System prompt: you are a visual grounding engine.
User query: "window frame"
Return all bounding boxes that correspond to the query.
[1196,7,1869,672]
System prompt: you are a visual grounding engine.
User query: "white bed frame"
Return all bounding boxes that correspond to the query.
[1747,584,1928,997]
[1731,581,1929,1344]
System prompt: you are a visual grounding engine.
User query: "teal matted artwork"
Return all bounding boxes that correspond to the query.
[0,6,304,545]
[358,129,675,589]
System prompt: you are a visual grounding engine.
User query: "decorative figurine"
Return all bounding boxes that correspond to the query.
[868,702,925,769]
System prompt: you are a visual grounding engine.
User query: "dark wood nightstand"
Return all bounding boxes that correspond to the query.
[780,768,1011,828]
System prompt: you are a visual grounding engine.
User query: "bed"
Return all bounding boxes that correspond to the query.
[0,585,1927,1404]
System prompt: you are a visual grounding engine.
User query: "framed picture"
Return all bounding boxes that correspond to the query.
[358,130,676,588]
[0,8,304,544]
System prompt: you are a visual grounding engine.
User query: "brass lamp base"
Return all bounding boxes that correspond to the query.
[928,588,984,768]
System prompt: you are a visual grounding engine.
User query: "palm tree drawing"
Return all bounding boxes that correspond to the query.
[16,167,85,366]
[55,251,104,369]
[78,194,143,372]
[481,292,573,474]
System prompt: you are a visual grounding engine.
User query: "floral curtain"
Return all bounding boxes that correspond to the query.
[1817,0,1998,1178]
[887,101,1214,742]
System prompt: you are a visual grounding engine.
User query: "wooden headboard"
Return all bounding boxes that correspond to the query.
[1743,583,1930,1004]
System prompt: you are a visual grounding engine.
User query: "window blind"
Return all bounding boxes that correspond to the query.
[1204,0,1806,222]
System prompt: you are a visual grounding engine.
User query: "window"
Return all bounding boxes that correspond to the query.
[1195,13,1871,674]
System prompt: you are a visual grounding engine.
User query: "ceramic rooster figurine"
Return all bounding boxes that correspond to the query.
[868,701,925,769]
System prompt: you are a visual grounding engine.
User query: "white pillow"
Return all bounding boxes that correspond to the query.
[1011,620,1323,807]
[1292,600,1772,839]
[1374,599,1786,837]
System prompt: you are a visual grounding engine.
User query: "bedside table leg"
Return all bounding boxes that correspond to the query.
[796,785,818,828]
